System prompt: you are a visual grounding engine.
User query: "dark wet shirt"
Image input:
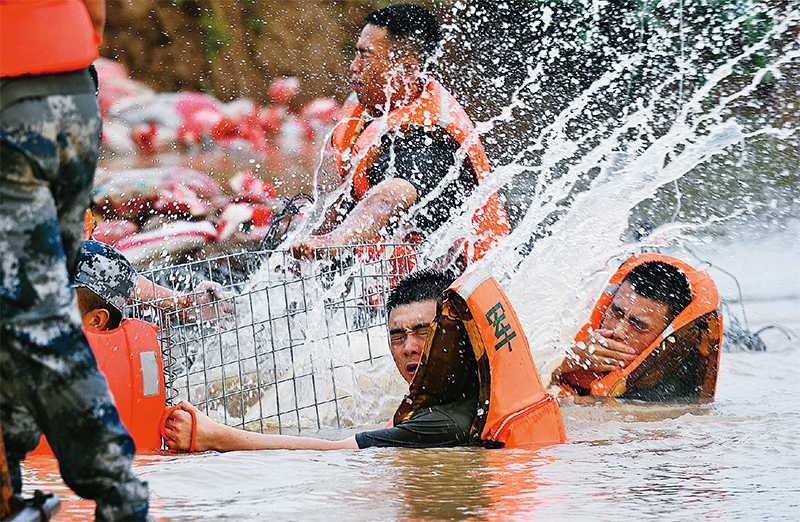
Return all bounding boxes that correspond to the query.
[364,125,480,236]
[355,391,478,449]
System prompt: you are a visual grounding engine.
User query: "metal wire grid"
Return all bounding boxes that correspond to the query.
[127,244,420,434]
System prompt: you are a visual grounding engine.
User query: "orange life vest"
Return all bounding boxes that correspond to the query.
[393,269,566,447]
[30,319,166,455]
[330,79,510,262]
[0,0,100,78]
[557,253,723,399]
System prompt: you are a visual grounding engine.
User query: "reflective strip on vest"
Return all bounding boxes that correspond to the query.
[454,268,491,302]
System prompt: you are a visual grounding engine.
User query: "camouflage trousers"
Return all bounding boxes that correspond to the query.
[0,70,149,521]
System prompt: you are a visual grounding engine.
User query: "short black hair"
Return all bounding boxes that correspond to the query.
[622,261,692,322]
[364,4,442,62]
[76,286,123,330]
[386,268,456,315]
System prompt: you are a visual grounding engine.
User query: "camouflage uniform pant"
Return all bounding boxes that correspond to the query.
[0,69,149,521]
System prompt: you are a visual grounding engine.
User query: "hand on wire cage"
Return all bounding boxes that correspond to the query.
[179,280,236,324]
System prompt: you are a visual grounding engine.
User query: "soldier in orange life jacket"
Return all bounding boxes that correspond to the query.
[551,255,722,400]
[161,268,565,452]
[28,239,167,456]
[54,240,224,456]
[0,1,149,519]
[290,4,510,265]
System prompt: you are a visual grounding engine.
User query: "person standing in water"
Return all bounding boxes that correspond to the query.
[0,1,149,519]
[290,4,509,267]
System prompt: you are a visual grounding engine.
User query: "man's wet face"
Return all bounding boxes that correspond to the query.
[600,281,670,354]
[388,299,437,383]
[350,24,403,113]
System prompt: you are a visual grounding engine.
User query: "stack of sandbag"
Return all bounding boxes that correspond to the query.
[91,59,333,268]
[92,168,292,269]
[96,58,339,158]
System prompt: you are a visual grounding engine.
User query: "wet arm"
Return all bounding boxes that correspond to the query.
[134,275,231,317]
[290,178,417,258]
[312,192,355,235]
[323,177,417,244]
[201,427,359,452]
[289,128,460,259]
[162,401,359,451]
[134,274,174,304]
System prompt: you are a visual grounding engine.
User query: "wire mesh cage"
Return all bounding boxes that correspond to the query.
[126,243,421,435]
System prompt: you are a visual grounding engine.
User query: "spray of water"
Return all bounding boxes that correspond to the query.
[167,2,798,426]
[426,3,798,375]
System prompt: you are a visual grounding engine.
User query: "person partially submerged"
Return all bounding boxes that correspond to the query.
[162,268,565,451]
[551,254,723,400]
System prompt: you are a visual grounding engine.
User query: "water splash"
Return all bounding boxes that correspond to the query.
[424,3,799,371]
[161,2,798,421]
